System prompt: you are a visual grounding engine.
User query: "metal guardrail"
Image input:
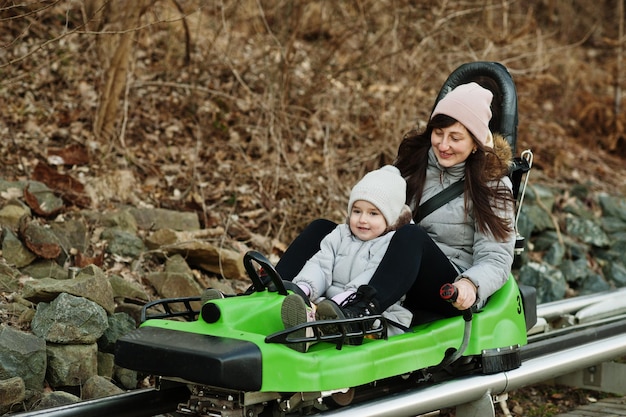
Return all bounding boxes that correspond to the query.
[315,330,626,417]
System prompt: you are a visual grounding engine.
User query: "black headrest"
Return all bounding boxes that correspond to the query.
[432,62,518,154]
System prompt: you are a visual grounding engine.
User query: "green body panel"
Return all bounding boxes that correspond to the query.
[137,276,526,392]
[464,274,528,354]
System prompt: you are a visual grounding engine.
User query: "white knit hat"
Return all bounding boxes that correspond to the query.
[431,82,494,148]
[348,165,407,226]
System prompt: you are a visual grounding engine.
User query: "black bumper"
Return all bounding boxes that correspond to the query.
[114,326,263,391]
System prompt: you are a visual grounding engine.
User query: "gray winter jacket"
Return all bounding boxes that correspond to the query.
[293,212,413,332]
[414,146,516,309]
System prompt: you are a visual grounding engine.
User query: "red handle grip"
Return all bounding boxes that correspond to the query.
[440,283,457,302]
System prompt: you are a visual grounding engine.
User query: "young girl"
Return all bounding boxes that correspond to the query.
[281,165,413,352]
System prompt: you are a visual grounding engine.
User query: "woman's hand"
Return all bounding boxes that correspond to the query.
[452,278,477,310]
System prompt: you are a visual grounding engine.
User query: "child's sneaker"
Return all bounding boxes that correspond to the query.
[281,293,316,352]
[315,298,347,336]
[316,285,381,345]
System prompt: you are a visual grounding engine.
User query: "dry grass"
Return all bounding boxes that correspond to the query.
[1,0,625,256]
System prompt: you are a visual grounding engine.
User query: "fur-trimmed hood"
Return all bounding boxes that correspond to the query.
[384,204,413,234]
[485,132,513,180]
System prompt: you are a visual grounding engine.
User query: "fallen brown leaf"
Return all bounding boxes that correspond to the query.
[47,143,90,166]
[32,162,91,208]
[23,184,64,218]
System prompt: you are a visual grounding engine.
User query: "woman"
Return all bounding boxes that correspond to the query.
[387,81,516,319]
[275,82,516,326]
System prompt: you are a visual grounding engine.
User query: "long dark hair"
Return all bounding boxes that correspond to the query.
[395,114,514,241]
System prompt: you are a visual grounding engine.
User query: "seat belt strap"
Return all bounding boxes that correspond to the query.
[415,180,465,223]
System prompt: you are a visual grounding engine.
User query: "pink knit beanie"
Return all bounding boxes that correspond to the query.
[431,82,494,148]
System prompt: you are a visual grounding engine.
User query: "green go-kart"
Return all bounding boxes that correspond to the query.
[115,61,535,416]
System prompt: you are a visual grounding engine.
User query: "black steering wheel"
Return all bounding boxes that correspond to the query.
[243,251,288,295]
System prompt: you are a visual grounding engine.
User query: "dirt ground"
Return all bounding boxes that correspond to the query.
[494,383,611,417]
[1,1,625,415]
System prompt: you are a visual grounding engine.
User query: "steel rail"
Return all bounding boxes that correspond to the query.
[315,331,626,416]
[9,385,190,417]
[536,287,626,320]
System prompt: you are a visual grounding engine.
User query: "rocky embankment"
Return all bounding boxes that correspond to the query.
[1,178,626,414]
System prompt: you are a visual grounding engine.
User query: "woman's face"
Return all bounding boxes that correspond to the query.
[430,122,477,168]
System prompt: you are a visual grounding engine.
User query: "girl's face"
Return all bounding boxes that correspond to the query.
[430,122,477,168]
[349,200,387,241]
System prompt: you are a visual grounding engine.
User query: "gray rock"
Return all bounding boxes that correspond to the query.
[19,219,63,259]
[45,343,98,387]
[602,261,626,287]
[0,326,47,390]
[49,217,89,256]
[531,231,562,252]
[0,181,63,216]
[159,239,246,279]
[0,199,31,229]
[522,205,555,233]
[108,274,150,302]
[81,375,124,400]
[544,241,565,266]
[559,258,592,284]
[97,352,115,379]
[165,253,194,275]
[145,255,203,307]
[101,209,139,233]
[27,187,65,216]
[0,376,25,414]
[101,228,146,259]
[598,193,626,222]
[594,238,626,264]
[31,293,108,344]
[2,227,36,268]
[565,216,611,247]
[113,302,144,326]
[0,261,20,292]
[577,272,611,295]
[562,197,594,220]
[97,312,136,353]
[567,240,592,260]
[21,264,115,314]
[0,299,34,328]
[521,185,557,234]
[518,261,567,303]
[526,184,557,212]
[130,207,200,231]
[600,216,626,234]
[114,365,138,390]
[33,390,81,410]
[20,260,69,280]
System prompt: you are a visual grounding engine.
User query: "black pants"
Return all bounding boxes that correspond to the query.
[275,219,461,323]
